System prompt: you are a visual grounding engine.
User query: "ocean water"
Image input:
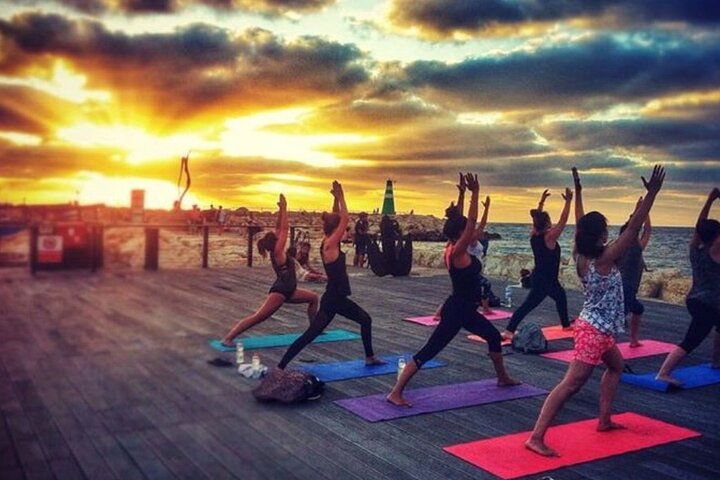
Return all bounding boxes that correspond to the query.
[418,223,695,276]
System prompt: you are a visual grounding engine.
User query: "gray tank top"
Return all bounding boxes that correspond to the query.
[688,247,720,309]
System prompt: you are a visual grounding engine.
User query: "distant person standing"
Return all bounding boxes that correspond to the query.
[217,205,227,234]
[353,212,370,267]
[617,197,652,347]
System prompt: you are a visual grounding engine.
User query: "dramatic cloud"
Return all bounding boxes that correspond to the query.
[400,35,720,112]
[0,13,369,127]
[388,0,720,40]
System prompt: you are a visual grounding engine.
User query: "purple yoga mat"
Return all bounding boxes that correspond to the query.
[334,380,547,422]
[541,339,676,363]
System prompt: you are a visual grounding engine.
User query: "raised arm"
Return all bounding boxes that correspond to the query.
[273,194,289,260]
[691,188,720,250]
[572,167,584,222]
[326,181,350,248]
[453,173,479,259]
[546,188,573,247]
[537,189,551,213]
[455,173,466,216]
[473,196,490,240]
[599,165,665,267]
[639,214,652,250]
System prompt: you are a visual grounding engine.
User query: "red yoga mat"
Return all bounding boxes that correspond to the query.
[405,309,512,326]
[468,324,574,345]
[541,339,676,362]
[444,412,700,479]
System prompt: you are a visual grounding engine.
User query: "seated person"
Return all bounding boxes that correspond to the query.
[289,245,327,283]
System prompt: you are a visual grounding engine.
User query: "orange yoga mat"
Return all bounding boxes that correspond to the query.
[444,412,700,479]
[468,324,574,345]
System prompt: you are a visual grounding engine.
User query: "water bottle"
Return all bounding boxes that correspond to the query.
[251,353,261,378]
[236,341,244,367]
[504,285,513,308]
[397,356,406,380]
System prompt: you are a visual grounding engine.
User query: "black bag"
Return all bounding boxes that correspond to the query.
[253,368,325,404]
[511,322,548,354]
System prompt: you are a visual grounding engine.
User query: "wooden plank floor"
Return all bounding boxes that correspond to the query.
[1,265,718,479]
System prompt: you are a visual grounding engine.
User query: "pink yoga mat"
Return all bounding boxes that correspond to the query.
[541,339,676,362]
[444,412,700,479]
[468,325,574,345]
[404,309,512,326]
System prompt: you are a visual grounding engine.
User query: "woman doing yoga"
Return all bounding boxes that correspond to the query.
[656,187,720,386]
[525,165,665,457]
[277,181,385,369]
[502,187,573,340]
[387,173,520,408]
[220,194,319,347]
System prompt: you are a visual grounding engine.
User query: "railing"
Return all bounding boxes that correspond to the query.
[0,223,318,274]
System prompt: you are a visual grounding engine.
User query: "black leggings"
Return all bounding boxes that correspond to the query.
[278,293,374,368]
[679,299,720,353]
[506,280,570,333]
[414,296,502,367]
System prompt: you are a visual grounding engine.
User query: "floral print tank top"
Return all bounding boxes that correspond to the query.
[578,261,625,335]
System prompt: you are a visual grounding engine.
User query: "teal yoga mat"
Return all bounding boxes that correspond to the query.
[621,363,720,392]
[208,328,361,352]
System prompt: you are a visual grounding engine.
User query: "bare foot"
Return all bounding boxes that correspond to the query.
[629,341,643,348]
[655,374,684,387]
[562,325,574,331]
[432,315,441,322]
[524,438,558,457]
[501,330,514,341]
[386,393,412,408]
[497,376,522,387]
[597,421,626,432]
[221,340,235,349]
[366,356,388,366]
[483,309,494,316]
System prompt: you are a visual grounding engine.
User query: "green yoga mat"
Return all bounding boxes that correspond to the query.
[208,329,361,352]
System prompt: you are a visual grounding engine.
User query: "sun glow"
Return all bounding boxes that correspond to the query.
[220,108,374,168]
[56,124,206,164]
[74,173,204,209]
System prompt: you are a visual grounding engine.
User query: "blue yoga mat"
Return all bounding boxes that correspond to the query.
[208,329,361,352]
[298,354,445,382]
[621,363,720,392]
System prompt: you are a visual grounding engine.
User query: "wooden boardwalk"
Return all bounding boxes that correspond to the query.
[0,265,718,479]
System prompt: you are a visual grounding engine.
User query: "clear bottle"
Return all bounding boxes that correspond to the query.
[397,356,406,380]
[251,353,261,378]
[236,341,244,369]
[504,285,513,308]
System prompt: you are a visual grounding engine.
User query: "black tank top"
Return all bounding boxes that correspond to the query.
[531,234,560,280]
[321,242,351,297]
[270,251,297,293]
[449,253,483,303]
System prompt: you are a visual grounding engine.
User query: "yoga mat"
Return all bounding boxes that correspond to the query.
[541,339,676,363]
[444,412,700,480]
[298,354,445,382]
[404,309,512,326]
[335,380,547,422]
[621,363,720,392]
[208,329,361,352]
[468,325,573,345]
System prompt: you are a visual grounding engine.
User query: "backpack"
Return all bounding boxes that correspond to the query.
[253,368,325,404]
[511,323,548,354]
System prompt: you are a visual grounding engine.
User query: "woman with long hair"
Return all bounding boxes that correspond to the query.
[277,181,385,369]
[220,194,319,347]
[525,165,665,457]
[656,187,720,385]
[501,187,573,340]
[387,173,520,407]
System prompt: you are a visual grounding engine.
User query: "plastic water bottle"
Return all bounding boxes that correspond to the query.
[251,353,261,378]
[504,285,513,308]
[397,356,406,380]
[236,341,244,368]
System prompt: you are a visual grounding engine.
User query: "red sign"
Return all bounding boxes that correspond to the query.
[38,235,63,263]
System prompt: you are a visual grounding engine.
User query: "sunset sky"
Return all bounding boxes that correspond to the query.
[1,1,718,225]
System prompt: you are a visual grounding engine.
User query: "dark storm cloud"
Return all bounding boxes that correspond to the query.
[0,13,369,124]
[401,35,720,111]
[542,119,720,161]
[8,0,336,15]
[388,0,720,39]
